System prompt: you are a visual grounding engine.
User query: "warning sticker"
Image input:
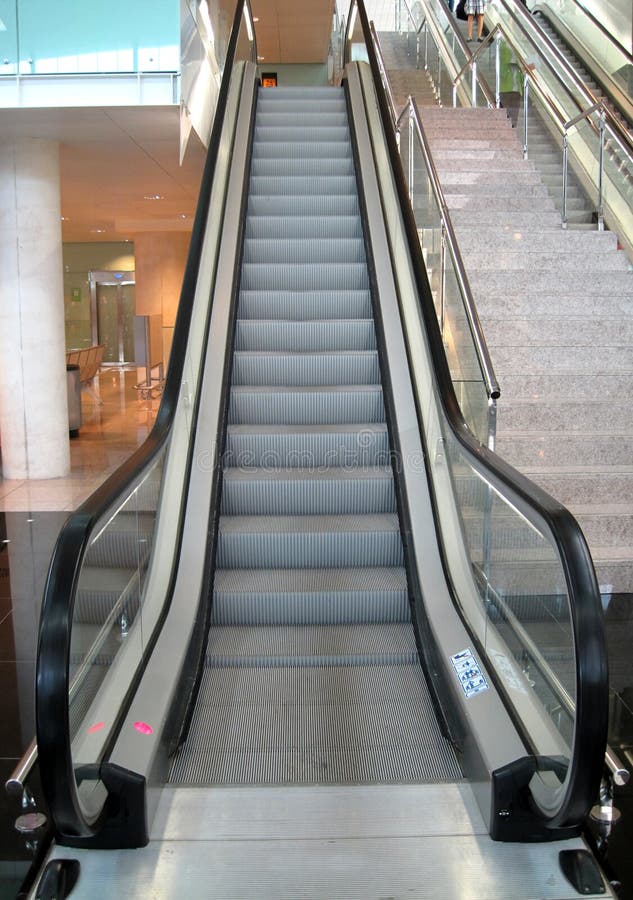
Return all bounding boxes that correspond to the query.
[450,648,489,699]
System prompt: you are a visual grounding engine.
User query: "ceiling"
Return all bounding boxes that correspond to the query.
[251,0,336,65]
[0,2,336,245]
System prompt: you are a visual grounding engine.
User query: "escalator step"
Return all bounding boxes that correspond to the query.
[220,466,396,516]
[224,423,389,467]
[212,567,409,625]
[245,215,363,239]
[228,384,385,425]
[247,195,359,216]
[168,665,462,784]
[255,112,350,128]
[205,621,416,666]
[242,237,366,264]
[253,126,351,143]
[234,320,376,352]
[240,262,369,291]
[237,289,372,320]
[248,175,357,196]
[231,351,380,386]
[216,513,403,569]
[250,157,356,177]
[251,140,352,160]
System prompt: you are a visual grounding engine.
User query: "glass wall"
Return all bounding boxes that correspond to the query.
[0,0,178,75]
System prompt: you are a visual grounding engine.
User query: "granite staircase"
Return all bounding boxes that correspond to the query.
[416,105,633,593]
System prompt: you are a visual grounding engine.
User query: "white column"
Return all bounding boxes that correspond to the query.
[0,139,70,479]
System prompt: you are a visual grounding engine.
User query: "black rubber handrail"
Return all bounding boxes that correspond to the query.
[345,0,608,830]
[35,0,256,841]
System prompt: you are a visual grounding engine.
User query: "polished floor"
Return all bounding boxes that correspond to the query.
[0,366,632,897]
[0,368,159,896]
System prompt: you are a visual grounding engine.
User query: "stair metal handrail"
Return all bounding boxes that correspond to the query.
[397,0,496,107]
[491,0,633,165]
[563,101,607,229]
[369,23,400,127]
[454,24,628,234]
[399,96,501,406]
[370,22,500,444]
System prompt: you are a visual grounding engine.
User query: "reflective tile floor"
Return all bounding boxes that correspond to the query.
[0,368,159,897]
[0,367,632,897]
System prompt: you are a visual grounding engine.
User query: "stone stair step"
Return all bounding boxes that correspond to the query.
[495,432,633,467]
[496,399,633,433]
[499,373,633,399]
[491,345,633,374]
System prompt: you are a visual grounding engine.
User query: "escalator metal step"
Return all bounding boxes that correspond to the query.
[205,622,416,665]
[240,262,369,291]
[253,126,351,143]
[250,157,356,177]
[247,194,359,216]
[255,111,350,128]
[212,567,409,625]
[228,384,385,425]
[245,214,363,239]
[237,289,372,320]
[220,466,396,516]
[225,423,389,467]
[231,351,381,386]
[242,237,366,264]
[249,175,357,196]
[168,665,462,784]
[251,140,352,160]
[216,514,404,569]
[234,319,376,351]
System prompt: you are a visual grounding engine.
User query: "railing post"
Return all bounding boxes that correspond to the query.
[472,61,477,106]
[522,74,529,159]
[438,52,442,104]
[597,107,605,231]
[494,34,501,109]
[416,31,420,69]
[562,131,569,229]
[424,24,429,70]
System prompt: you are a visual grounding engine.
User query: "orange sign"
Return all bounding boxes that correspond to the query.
[261,72,277,87]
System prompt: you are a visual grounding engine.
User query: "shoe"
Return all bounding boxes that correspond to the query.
[477,37,483,41]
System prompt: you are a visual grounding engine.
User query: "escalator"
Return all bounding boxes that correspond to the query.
[525,0,633,127]
[168,83,461,788]
[29,0,611,895]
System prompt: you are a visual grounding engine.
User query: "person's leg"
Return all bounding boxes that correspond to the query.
[467,13,473,39]
[477,13,484,38]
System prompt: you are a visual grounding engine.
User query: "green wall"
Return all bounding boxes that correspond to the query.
[63,242,135,350]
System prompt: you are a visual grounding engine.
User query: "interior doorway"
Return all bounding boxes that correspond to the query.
[89,271,136,364]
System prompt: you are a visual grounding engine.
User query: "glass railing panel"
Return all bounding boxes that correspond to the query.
[0,3,18,75]
[438,420,576,786]
[67,449,166,821]
[15,0,178,75]
[402,113,492,444]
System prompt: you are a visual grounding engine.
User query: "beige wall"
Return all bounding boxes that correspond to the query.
[134,232,191,366]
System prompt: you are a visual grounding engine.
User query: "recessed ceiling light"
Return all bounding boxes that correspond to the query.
[257,56,265,61]
[143,194,164,200]
[253,16,259,22]
[90,228,106,233]
[60,216,68,221]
